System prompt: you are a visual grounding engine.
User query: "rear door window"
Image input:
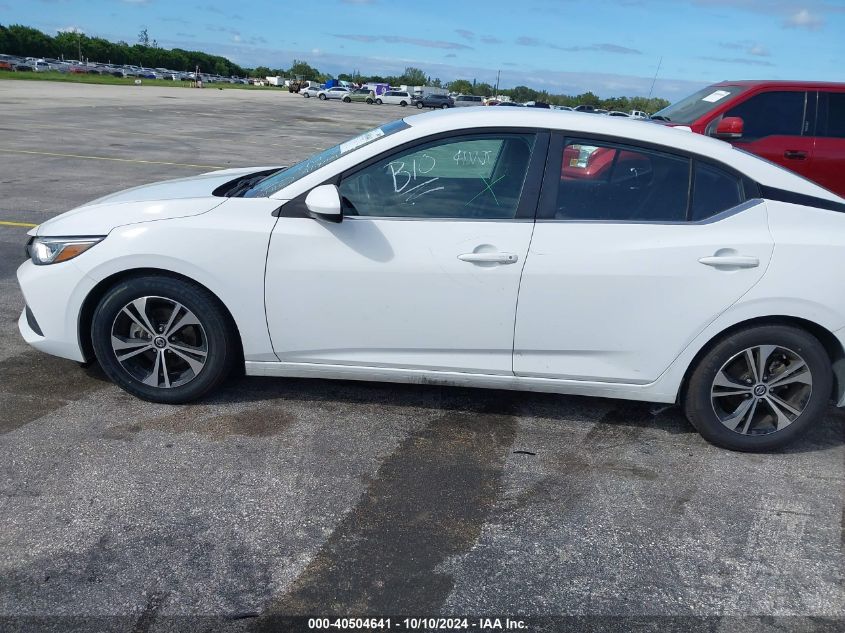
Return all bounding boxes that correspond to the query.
[817,91,845,138]
[554,139,690,222]
[690,162,744,221]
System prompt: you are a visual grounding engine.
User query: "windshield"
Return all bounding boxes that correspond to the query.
[244,119,410,197]
[651,85,749,124]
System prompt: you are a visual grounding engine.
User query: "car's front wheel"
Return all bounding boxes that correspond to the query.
[91,275,237,404]
[683,325,832,451]
[318,93,326,100]
[343,96,351,102]
[416,101,424,109]
[441,103,449,109]
[375,98,382,105]
[303,93,310,98]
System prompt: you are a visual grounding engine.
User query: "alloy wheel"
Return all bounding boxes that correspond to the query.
[710,345,813,435]
[110,296,208,388]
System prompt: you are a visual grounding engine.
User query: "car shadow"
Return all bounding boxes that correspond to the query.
[208,374,845,453]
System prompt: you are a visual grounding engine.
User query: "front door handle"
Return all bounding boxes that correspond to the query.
[699,255,759,269]
[458,252,519,264]
[784,150,807,160]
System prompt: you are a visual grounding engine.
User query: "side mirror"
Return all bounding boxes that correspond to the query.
[304,184,343,223]
[713,116,744,140]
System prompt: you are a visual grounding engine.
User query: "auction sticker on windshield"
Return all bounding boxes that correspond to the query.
[701,90,731,103]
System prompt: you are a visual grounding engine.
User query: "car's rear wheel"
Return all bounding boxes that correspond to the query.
[400,101,407,107]
[91,276,236,404]
[441,103,449,109]
[366,98,373,104]
[318,93,326,100]
[683,325,832,451]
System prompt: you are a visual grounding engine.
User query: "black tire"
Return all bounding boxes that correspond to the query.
[683,325,832,451]
[303,93,310,98]
[318,93,326,100]
[342,97,351,103]
[416,101,424,109]
[366,98,373,104]
[375,98,382,105]
[441,103,449,109]
[91,275,237,404]
[400,101,407,107]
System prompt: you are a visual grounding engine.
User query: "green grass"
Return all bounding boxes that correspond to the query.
[0,70,281,90]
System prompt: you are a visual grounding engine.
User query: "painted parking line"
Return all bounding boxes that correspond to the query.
[0,220,37,228]
[0,148,223,170]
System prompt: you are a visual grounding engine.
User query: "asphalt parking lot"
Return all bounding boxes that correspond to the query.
[0,81,843,631]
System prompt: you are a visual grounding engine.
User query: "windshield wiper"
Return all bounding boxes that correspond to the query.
[226,169,283,197]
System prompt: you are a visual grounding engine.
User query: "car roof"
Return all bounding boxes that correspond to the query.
[713,79,845,90]
[403,108,843,202]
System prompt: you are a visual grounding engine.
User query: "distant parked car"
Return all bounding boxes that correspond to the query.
[414,94,454,109]
[345,88,376,104]
[453,95,484,107]
[608,111,631,117]
[630,110,649,119]
[574,105,597,113]
[376,91,412,106]
[301,85,322,98]
[318,87,350,100]
[495,102,524,107]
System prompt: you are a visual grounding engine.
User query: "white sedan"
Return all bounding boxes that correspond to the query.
[17,110,845,451]
[317,86,350,100]
[301,85,322,98]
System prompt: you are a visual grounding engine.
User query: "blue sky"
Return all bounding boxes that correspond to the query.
[5,0,845,98]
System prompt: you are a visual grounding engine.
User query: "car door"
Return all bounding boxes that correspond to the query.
[810,90,845,196]
[265,130,548,374]
[715,89,815,180]
[513,135,773,384]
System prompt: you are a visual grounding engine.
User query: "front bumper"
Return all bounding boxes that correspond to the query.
[16,259,96,363]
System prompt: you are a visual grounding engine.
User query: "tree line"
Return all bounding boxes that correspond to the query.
[1,24,671,111]
[0,24,245,76]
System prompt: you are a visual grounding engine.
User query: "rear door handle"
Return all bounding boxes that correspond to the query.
[458,252,519,264]
[699,255,759,269]
[784,150,807,160]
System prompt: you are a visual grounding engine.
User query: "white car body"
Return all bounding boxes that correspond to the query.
[17,109,845,412]
[317,87,350,100]
[377,91,412,106]
[301,85,322,98]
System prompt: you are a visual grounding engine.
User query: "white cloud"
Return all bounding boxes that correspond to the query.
[58,25,84,33]
[785,8,824,29]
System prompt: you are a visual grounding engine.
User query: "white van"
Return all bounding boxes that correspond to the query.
[376,91,412,106]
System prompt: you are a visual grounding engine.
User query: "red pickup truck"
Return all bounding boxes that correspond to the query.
[650,80,845,196]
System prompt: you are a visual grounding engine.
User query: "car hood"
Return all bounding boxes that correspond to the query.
[34,166,282,236]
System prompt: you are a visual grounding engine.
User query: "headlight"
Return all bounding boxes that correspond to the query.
[26,236,104,265]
